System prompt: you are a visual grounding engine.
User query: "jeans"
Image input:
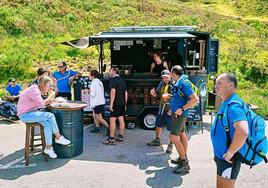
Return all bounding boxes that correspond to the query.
[19,111,59,145]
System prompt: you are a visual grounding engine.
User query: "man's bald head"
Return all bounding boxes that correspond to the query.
[217,73,237,89]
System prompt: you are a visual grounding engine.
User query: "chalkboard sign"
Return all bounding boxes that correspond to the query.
[187,96,202,122]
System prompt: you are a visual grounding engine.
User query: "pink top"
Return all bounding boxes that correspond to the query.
[17,85,45,116]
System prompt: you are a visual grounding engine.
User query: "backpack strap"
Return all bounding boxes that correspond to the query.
[178,78,190,101]
[223,100,245,147]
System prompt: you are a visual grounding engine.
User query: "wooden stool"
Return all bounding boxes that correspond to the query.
[25,123,48,166]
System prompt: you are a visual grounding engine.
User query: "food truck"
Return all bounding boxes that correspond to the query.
[64,26,219,129]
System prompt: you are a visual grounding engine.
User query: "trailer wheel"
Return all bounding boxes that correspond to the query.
[141,110,157,130]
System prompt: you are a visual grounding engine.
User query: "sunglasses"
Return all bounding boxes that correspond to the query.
[57,66,64,68]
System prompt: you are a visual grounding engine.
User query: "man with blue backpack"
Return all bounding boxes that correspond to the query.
[211,73,267,188]
[169,65,198,174]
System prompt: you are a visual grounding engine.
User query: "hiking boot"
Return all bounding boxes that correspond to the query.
[116,134,124,142]
[171,155,189,165]
[90,127,100,134]
[147,138,161,146]
[173,160,190,174]
[166,143,173,154]
[103,137,116,145]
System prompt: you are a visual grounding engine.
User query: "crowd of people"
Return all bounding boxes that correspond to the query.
[1,53,261,187]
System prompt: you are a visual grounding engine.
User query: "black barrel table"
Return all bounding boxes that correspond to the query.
[49,101,87,158]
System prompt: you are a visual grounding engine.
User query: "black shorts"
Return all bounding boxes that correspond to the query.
[110,105,125,117]
[214,156,241,180]
[93,105,105,114]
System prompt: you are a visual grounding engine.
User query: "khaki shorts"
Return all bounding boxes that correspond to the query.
[170,113,187,136]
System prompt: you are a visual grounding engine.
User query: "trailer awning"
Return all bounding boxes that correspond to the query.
[61,37,95,49]
[91,32,196,40]
[61,32,196,49]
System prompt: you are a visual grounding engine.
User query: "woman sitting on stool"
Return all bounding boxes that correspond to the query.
[17,76,70,159]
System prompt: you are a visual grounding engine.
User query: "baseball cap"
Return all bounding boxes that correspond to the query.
[161,70,170,77]
[8,78,16,82]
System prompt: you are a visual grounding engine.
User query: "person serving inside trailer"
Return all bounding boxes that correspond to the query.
[149,51,169,76]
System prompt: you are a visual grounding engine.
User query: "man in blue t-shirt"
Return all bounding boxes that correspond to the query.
[5,78,22,102]
[52,61,77,100]
[169,65,198,174]
[210,73,248,187]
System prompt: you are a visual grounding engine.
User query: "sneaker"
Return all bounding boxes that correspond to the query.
[116,134,124,142]
[103,137,116,145]
[90,127,100,134]
[55,136,71,145]
[173,160,190,174]
[147,138,161,146]
[166,143,173,154]
[44,147,57,159]
[171,156,189,165]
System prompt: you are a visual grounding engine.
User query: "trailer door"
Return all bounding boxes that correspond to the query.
[208,39,219,73]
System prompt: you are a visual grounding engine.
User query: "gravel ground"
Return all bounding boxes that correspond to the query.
[0,115,267,188]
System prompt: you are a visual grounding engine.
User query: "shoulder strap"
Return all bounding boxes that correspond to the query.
[224,100,246,147]
[179,78,191,101]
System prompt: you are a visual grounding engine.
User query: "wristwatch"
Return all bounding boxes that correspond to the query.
[181,106,185,111]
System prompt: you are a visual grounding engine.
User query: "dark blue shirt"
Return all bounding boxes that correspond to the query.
[6,84,22,96]
[210,93,247,160]
[52,70,77,93]
[170,75,194,116]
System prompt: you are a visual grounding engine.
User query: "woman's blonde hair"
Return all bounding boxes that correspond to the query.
[38,75,51,85]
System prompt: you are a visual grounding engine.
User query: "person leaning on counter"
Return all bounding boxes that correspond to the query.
[149,51,169,76]
[17,76,71,159]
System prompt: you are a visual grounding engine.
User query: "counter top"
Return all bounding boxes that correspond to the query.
[48,101,88,111]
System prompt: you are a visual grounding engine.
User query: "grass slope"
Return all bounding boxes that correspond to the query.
[0,0,267,115]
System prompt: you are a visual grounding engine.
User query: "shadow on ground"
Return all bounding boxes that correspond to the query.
[0,148,69,180]
[0,120,209,186]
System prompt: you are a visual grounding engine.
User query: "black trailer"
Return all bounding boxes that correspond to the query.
[64,26,219,129]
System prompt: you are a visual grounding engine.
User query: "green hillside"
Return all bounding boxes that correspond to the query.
[0,0,267,116]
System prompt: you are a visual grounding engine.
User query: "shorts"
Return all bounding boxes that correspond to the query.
[93,105,105,114]
[214,156,241,180]
[110,105,125,117]
[155,111,171,131]
[170,113,187,136]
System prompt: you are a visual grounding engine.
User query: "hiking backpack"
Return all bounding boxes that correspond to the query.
[0,101,19,120]
[222,100,268,168]
[174,78,199,102]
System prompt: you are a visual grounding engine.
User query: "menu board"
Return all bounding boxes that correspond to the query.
[187,97,202,122]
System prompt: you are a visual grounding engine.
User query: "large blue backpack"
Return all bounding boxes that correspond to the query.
[222,100,268,168]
